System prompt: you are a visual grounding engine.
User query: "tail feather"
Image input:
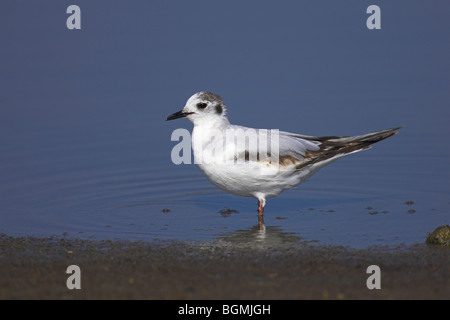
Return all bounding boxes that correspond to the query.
[295,126,402,171]
[329,126,403,144]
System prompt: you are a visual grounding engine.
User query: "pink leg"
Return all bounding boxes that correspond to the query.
[257,199,265,230]
[258,200,264,216]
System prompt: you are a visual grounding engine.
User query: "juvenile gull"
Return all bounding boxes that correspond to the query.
[167,92,401,228]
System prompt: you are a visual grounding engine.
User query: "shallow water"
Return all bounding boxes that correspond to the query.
[0,1,449,248]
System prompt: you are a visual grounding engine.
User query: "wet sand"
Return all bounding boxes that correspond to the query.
[0,233,448,300]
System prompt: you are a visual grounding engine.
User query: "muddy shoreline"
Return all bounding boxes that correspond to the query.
[0,233,448,299]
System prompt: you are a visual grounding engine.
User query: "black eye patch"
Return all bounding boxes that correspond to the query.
[215,104,223,114]
[196,102,207,109]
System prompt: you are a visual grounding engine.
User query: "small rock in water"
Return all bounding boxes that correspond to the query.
[219,208,239,217]
[426,225,450,246]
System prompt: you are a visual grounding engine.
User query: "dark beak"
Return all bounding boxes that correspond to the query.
[166,110,194,121]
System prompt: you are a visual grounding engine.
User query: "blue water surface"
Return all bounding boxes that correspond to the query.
[0,1,448,248]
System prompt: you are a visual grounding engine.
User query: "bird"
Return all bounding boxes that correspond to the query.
[167,91,401,229]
